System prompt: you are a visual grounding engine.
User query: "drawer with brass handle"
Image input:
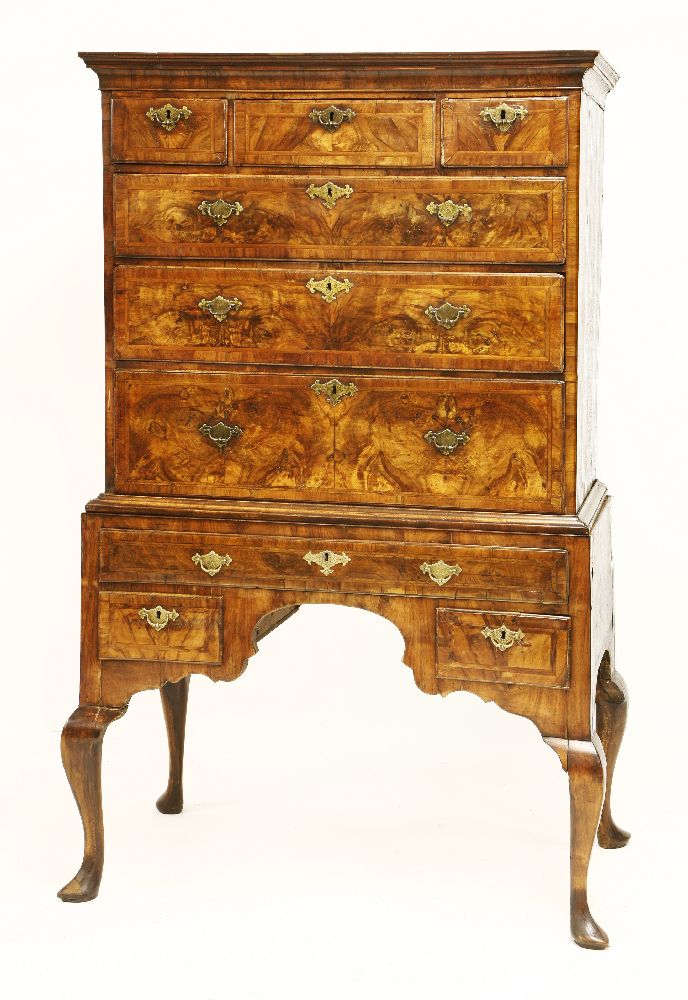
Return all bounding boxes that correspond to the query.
[114,174,565,263]
[98,529,569,606]
[113,265,564,372]
[234,98,435,167]
[441,97,569,167]
[98,592,222,663]
[436,608,571,688]
[114,370,564,513]
[111,96,228,164]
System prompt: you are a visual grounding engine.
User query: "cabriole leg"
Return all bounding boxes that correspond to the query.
[595,654,631,849]
[58,705,126,903]
[156,677,190,815]
[568,737,608,949]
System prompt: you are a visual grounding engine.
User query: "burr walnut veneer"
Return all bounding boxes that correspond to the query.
[60,51,627,950]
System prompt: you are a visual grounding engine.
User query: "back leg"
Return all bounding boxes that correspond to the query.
[156,677,190,815]
[595,653,631,849]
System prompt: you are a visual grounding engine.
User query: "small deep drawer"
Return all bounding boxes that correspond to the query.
[99,529,569,605]
[441,97,568,167]
[436,608,570,688]
[234,98,435,167]
[111,96,228,164]
[98,591,222,663]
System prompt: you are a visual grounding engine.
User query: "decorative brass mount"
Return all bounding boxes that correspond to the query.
[425,301,471,329]
[306,275,353,303]
[306,181,354,210]
[198,295,243,322]
[311,378,358,406]
[303,549,351,576]
[146,103,192,131]
[138,605,179,631]
[198,420,244,450]
[309,105,356,131]
[481,622,526,651]
[424,427,470,454]
[192,551,233,577]
[197,198,243,226]
[426,199,472,227]
[480,102,528,132]
[420,559,462,586]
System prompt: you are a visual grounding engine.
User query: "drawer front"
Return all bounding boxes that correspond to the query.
[436,609,570,687]
[114,174,565,263]
[111,97,228,164]
[235,99,435,167]
[114,265,564,373]
[98,592,222,663]
[442,97,568,167]
[115,371,334,494]
[115,371,564,513]
[99,530,569,605]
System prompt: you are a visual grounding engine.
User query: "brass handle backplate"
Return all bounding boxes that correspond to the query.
[198,295,243,322]
[306,181,354,210]
[303,549,351,576]
[424,427,470,455]
[192,551,233,577]
[309,105,356,131]
[199,420,244,450]
[146,103,192,131]
[306,275,353,303]
[311,378,358,407]
[198,198,243,226]
[425,301,471,329]
[480,102,528,132]
[420,559,462,586]
[138,605,179,631]
[481,623,526,651]
[426,199,472,227]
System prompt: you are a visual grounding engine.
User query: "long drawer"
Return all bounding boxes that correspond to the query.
[114,174,566,263]
[114,371,565,513]
[114,265,565,373]
[99,528,569,605]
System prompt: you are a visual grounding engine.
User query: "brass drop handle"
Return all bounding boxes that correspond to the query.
[199,420,243,450]
[303,549,351,576]
[424,427,470,455]
[480,102,528,133]
[192,551,232,577]
[198,198,243,227]
[138,605,179,631]
[306,181,354,210]
[146,103,192,131]
[481,623,526,651]
[426,199,472,228]
[425,302,471,329]
[309,105,356,131]
[198,295,243,322]
[420,559,462,586]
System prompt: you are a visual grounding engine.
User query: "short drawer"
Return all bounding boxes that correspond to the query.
[234,98,435,167]
[98,592,222,663]
[436,609,570,687]
[111,96,228,164]
[114,174,565,264]
[441,97,568,167]
[99,530,569,605]
[114,370,565,514]
[113,265,564,373]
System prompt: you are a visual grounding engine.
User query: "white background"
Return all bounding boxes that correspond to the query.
[1,2,686,996]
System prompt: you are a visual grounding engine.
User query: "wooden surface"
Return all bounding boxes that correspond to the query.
[60,50,626,948]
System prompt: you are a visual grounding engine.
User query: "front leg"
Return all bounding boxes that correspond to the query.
[58,705,126,902]
[156,677,190,814]
[595,655,631,848]
[569,738,608,949]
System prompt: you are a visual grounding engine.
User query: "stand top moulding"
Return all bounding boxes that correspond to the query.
[78,50,618,101]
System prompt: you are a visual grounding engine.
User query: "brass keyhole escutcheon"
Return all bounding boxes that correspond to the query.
[306,181,354,210]
[138,605,180,631]
[479,102,528,133]
[309,105,356,131]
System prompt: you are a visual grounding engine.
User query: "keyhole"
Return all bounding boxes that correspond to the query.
[500,626,506,639]
[328,111,335,124]
[327,185,333,198]
[156,609,162,621]
[165,108,172,122]
[326,280,332,292]
[500,108,506,121]
[324,552,330,562]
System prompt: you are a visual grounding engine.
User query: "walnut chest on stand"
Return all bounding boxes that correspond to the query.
[59,51,627,949]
